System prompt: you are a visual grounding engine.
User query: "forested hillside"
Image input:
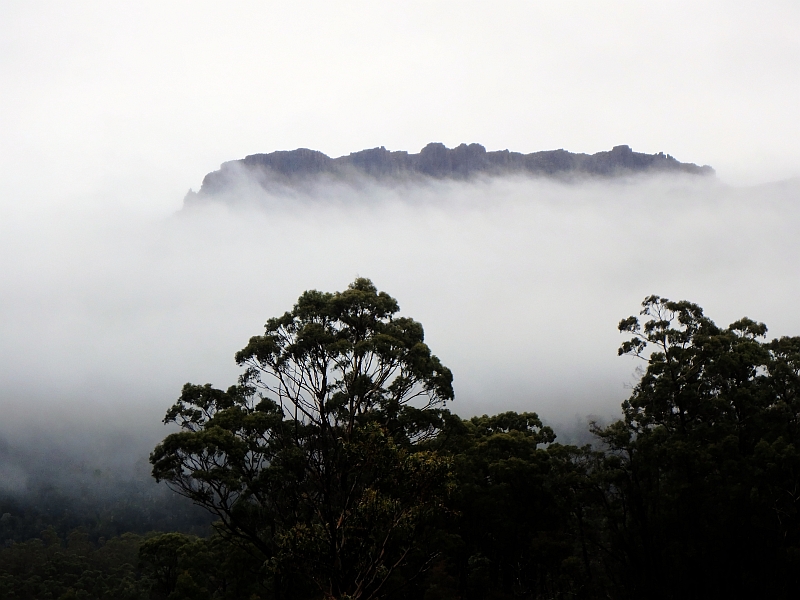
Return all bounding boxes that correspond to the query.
[2,282,799,600]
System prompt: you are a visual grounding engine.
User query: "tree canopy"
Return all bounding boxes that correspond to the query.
[150,278,454,600]
[592,295,800,598]
[5,287,785,598]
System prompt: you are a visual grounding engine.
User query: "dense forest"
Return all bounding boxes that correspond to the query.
[3,279,800,599]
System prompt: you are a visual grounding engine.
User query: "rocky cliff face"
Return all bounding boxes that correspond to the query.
[187,143,714,203]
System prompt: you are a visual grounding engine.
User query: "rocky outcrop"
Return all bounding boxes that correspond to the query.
[187,143,714,203]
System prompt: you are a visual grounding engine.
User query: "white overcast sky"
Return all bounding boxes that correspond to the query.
[2,0,800,215]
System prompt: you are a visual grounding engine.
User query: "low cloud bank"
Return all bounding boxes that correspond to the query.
[1,173,799,490]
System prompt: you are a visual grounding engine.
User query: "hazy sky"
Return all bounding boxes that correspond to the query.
[2,2,800,465]
[2,0,800,216]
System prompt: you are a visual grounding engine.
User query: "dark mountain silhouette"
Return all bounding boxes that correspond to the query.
[185,143,714,204]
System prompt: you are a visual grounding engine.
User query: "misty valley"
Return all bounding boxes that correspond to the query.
[2,145,800,600]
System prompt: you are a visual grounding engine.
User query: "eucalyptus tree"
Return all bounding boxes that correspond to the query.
[150,278,454,600]
[595,295,800,598]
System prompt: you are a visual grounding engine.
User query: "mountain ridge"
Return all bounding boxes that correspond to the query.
[186,142,714,204]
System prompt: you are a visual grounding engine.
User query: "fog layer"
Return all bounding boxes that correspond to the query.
[1,174,799,486]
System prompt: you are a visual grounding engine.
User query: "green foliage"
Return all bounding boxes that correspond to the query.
[421,411,599,600]
[138,532,264,600]
[593,295,800,598]
[11,289,800,599]
[150,278,455,600]
[0,528,149,599]
[0,473,212,547]
[0,527,269,600]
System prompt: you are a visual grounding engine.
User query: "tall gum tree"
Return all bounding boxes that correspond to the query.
[150,278,454,600]
[594,295,800,598]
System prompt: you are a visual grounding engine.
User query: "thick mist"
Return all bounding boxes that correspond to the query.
[1,174,800,493]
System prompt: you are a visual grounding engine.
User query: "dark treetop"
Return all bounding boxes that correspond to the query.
[185,143,714,204]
